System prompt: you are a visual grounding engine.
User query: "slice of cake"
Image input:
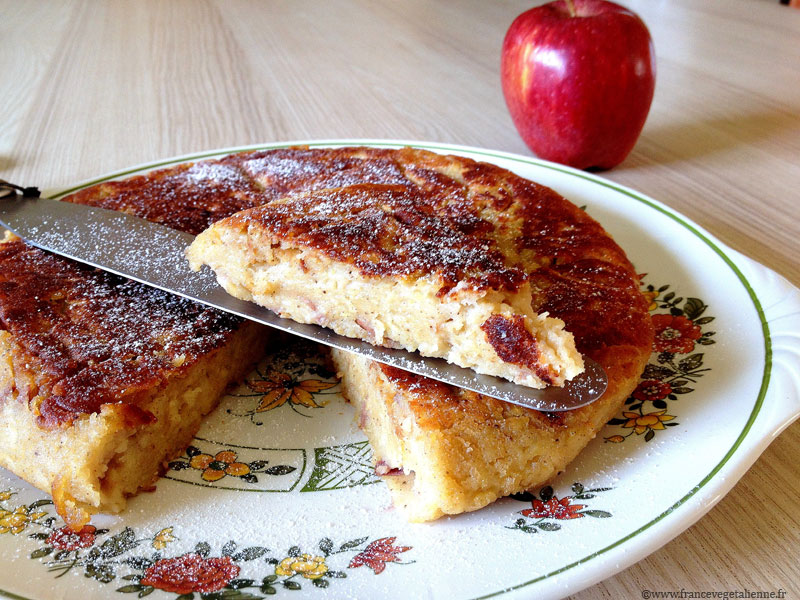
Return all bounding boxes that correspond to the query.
[331,259,652,521]
[186,182,583,389]
[0,235,267,529]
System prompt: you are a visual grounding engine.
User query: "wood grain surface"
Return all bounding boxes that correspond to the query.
[2,1,799,597]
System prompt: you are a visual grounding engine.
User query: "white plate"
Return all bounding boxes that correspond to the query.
[1,141,798,600]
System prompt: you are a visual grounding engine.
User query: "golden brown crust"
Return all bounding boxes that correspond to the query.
[67,145,653,388]
[0,239,245,428]
[222,182,526,294]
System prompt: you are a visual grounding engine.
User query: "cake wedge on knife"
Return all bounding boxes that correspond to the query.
[187,175,584,390]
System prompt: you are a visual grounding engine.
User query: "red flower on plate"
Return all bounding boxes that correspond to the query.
[522,496,585,520]
[46,525,97,551]
[348,537,412,574]
[652,314,701,354]
[632,379,673,402]
[140,553,240,595]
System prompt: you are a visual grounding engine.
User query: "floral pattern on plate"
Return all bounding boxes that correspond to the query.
[1,487,413,598]
[605,284,716,443]
[507,483,613,534]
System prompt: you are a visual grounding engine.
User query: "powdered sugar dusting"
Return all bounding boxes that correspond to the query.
[0,238,240,425]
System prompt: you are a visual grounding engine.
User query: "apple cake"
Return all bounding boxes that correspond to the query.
[1,145,652,526]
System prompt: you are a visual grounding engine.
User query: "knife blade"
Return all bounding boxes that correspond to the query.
[0,188,607,411]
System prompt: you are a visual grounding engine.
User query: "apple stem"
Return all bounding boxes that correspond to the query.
[564,0,577,17]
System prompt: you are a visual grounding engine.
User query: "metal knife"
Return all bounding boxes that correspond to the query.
[0,185,607,411]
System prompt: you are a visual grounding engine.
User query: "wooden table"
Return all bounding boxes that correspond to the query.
[2,1,799,597]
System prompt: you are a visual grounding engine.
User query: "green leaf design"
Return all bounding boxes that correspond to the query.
[222,540,238,556]
[338,537,369,552]
[99,527,137,559]
[260,585,277,595]
[643,364,675,380]
[644,430,655,442]
[264,465,296,476]
[571,483,584,495]
[85,561,116,583]
[683,297,706,320]
[30,547,53,559]
[678,353,704,372]
[283,580,302,590]
[232,547,268,562]
[536,522,561,532]
[124,556,152,570]
[228,578,256,589]
[115,584,145,593]
[27,499,53,510]
[319,537,334,556]
[195,541,211,557]
[671,387,694,394]
[582,510,613,518]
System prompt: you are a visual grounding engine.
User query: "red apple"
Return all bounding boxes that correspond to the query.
[501,0,655,170]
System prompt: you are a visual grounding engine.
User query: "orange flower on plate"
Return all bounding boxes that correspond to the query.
[248,373,337,412]
[0,505,48,534]
[140,553,240,595]
[152,527,177,550]
[522,496,586,520]
[46,525,97,551]
[274,553,328,580]
[652,314,702,354]
[348,537,412,574]
[632,379,673,402]
[622,410,676,435]
[642,289,659,311]
[190,450,251,482]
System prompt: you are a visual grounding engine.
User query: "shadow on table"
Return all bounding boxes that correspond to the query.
[636,105,800,164]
